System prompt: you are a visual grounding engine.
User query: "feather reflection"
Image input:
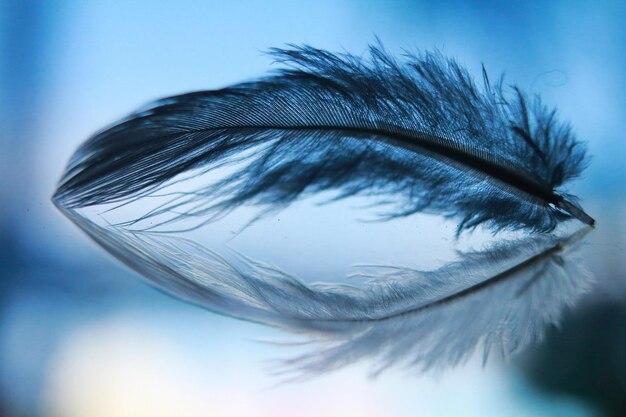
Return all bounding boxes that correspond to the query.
[58,205,594,377]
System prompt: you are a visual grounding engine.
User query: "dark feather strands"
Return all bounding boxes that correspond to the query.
[53,43,594,234]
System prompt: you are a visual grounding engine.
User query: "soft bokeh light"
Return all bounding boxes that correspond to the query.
[1,1,624,416]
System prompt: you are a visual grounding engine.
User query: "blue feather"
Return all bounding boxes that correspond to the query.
[53,44,594,233]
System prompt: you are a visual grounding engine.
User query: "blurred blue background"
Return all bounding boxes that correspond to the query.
[1,1,625,416]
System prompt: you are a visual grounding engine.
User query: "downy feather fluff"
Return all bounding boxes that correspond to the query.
[58,206,594,376]
[53,44,594,233]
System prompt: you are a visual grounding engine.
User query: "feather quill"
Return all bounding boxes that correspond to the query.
[53,44,594,233]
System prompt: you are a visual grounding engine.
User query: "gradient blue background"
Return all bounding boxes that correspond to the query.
[1,1,625,416]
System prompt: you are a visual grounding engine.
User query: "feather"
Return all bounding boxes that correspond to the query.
[52,43,594,234]
[56,205,594,376]
[51,44,597,376]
